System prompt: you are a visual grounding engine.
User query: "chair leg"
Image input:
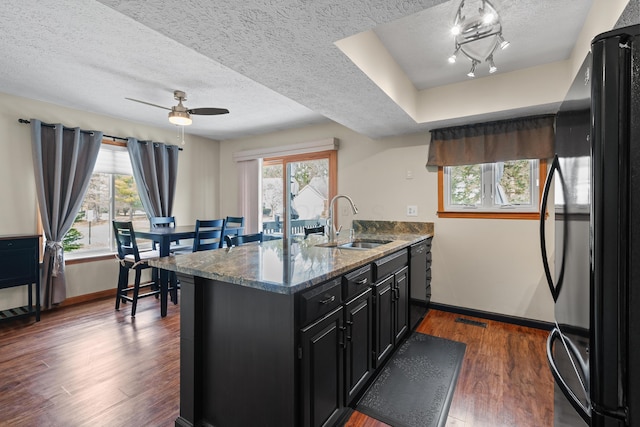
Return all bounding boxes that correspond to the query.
[153,267,163,299]
[131,269,142,317]
[170,272,178,305]
[115,264,127,311]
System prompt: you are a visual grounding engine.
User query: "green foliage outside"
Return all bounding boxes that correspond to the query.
[450,164,482,205]
[65,173,143,253]
[499,160,531,204]
[449,160,531,206]
[63,228,83,252]
[115,175,143,218]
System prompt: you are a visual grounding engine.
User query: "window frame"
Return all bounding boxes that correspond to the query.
[437,159,548,220]
[60,139,146,264]
[262,150,337,230]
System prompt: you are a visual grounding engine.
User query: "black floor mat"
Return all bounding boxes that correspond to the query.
[355,332,466,427]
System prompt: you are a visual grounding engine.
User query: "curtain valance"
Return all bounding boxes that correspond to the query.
[426,114,555,166]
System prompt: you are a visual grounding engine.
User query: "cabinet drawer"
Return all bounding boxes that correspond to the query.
[299,278,342,326]
[0,238,37,250]
[373,250,408,281]
[343,265,372,300]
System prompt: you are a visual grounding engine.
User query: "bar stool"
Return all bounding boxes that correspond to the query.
[112,221,165,317]
[192,219,225,252]
[225,232,263,248]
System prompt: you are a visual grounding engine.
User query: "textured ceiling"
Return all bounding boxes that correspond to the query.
[0,0,601,141]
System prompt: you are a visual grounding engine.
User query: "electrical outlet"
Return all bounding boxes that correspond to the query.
[406,205,418,216]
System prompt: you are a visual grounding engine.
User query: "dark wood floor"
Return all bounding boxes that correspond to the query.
[0,297,552,427]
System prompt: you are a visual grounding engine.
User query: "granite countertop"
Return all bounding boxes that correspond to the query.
[148,223,433,295]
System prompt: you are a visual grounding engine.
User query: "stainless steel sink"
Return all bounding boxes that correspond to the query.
[315,239,392,250]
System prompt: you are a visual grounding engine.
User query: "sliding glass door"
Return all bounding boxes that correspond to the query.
[261,151,336,236]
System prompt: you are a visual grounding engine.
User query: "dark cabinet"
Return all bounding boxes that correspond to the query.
[300,306,345,427]
[373,275,394,367]
[0,235,41,322]
[344,287,373,403]
[372,250,409,368]
[393,266,409,343]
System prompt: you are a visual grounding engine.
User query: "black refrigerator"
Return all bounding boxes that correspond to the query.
[540,24,640,426]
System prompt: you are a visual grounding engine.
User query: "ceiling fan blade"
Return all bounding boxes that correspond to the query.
[125,97,171,111]
[187,107,229,115]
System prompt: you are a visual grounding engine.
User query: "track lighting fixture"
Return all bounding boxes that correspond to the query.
[448,0,509,77]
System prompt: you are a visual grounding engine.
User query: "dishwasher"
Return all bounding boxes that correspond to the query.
[409,239,432,329]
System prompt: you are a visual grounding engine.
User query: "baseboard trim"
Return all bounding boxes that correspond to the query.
[429,302,554,331]
[57,288,116,308]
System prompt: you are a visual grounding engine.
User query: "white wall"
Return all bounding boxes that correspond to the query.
[0,92,220,309]
[220,122,556,322]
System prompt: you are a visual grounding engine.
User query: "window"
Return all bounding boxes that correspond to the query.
[438,159,546,219]
[261,151,336,234]
[64,141,147,259]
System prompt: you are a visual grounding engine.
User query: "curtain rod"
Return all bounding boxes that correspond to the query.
[18,119,183,150]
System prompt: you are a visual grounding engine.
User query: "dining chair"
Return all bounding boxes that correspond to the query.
[221,216,245,247]
[149,216,192,254]
[225,232,263,248]
[304,225,325,237]
[192,219,225,252]
[112,221,173,317]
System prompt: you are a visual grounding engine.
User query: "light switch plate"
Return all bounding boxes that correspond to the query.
[407,205,418,216]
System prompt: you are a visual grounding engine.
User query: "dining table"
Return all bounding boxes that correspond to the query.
[134,224,244,316]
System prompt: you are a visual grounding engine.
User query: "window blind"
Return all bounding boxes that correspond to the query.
[93,144,133,175]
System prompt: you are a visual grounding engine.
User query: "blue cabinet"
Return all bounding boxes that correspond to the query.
[0,235,41,322]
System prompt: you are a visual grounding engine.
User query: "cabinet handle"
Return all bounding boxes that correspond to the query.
[319,294,336,305]
[339,325,348,349]
[355,278,368,286]
[346,321,353,342]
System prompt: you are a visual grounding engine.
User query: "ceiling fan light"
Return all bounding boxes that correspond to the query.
[168,111,192,126]
[451,25,461,36]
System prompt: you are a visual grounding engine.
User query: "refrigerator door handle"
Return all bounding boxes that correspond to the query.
[547,328,591,423]
[540,155,563,301]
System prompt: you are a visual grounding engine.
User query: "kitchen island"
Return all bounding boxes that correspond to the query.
[149,224,433,427]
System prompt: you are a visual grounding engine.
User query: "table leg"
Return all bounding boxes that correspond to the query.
[159,237,170,317]
[160,269,168,317]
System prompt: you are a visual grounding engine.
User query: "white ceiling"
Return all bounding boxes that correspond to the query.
[0,0,597,141]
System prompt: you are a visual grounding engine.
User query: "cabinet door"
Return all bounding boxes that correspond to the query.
[0,237,38,287]
[393,266,409,343]
[300,306,345,427]
[373,275,394,368]
[344,287,372,404]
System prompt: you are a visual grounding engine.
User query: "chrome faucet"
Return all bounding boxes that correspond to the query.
[327,195,358,244]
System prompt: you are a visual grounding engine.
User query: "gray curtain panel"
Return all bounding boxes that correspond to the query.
[31,120,102,309]
[127,138,179,218]
[427,114,555,166]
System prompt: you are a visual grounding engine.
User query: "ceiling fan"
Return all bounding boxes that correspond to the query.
[125,90,229,126]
